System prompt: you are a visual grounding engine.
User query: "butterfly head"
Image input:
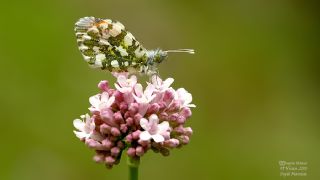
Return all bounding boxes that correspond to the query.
[138,49,166,75]
[146,49,168,65]
[142,48,194,75]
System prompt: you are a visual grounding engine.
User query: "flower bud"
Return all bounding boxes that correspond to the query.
[126,117,134,126]
[184,127,193,136]
[93,154,105,163]
[164,138,180,148]
[173,126,184,134]
[105,156,115,165]
[129,103,138,115]
[102,139,114,149]
[132,130,141,140]
[147,103,160,114]
[100,123,111,134]
[136,146,144,156]
[169,101,180,111]
[137,139,149,147]
[134,114,143,126]
[181,107,192,118]
[124,111,131,119]
[113,111,124,124]
[119,102,128,112]
[111,147,120,157]
[125,134,133,143]
[169,113,179,122]
[100,109,114,123]
[127,147,136,157]
[159,112,168,120]
[114,90,123,103]
[177,115,186,124]
[120,124,128,133]
[111,127,121,136]
[180,135,190,145]
[98,80,109,91]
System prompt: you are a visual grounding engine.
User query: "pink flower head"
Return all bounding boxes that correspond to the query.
[73,76,195,168]
[139,114,170,143]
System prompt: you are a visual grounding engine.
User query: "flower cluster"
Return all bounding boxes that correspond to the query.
[73,74,195,168]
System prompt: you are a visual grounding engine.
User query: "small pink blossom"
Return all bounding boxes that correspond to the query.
[89,92,115,112]
[73,114,95,140]
[133,84,156,116]
[114,75,137,93]
[175,88,196,108]
[139,114,170,143]
[133,84,156,104]
[149,75,174,93]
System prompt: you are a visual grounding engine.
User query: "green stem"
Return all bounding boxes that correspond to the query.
[127,156,140,180]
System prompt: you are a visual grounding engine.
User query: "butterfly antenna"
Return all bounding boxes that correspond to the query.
[164,49,195,54]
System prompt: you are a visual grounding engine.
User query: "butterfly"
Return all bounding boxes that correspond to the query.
[75,17,194,75]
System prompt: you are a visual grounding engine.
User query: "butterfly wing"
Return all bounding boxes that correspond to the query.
[75,17,148,72]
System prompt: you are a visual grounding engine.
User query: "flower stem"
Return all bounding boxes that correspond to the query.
[127,156,140,180]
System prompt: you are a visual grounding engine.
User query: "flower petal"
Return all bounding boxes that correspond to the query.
[129,75,137,85]
[155,75,163,86]
[187,104,196,108]
[89,94,100,108]
[114,83,122,92]
[117,75,127,87]
[73,119,85,131]
[151,134,164,143]
[149,114,159,126]
[148,114,159,133]
[73,130,88,139]
[140,118,149,130]
[100,92,110,102]
[133,93,143,104]
[134,84,143,97]
[184,93,193,105]
[140,131,152,141]
[106,96,115,107]
[145,84,155,97]
[158,121,169,133]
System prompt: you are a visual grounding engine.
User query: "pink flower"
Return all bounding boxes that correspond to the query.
[139,114,170,143]
[133,83,156,116]
[115,75,137,93]
[73,114,95,140]
[149,75,174,93]
[133,84,156,104]
[174,88,196,108]
[89,92,115,112]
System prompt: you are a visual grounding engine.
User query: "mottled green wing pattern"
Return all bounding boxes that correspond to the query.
[75,17,148,72]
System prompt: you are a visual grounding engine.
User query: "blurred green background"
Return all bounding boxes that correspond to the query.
[0,0,319,179]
